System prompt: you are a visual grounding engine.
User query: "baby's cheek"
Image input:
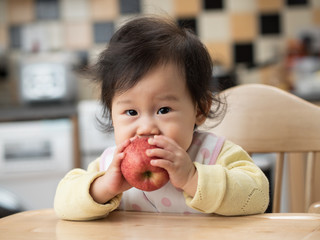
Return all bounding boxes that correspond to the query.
[174,134,194,152]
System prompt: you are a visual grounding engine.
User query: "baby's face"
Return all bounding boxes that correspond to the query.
[111,62,205,151]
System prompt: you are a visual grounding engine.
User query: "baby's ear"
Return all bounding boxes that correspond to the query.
[195,113,206,126]
[195,99,211,126]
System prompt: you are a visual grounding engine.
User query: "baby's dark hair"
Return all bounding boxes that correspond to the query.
[92,15,225,131]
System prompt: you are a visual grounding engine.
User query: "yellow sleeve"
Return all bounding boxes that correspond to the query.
[185,140,269,215]
[54,159,121,221]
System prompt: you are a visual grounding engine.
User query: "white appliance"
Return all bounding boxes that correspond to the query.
[78,100,115,169]
[19,53,76,104]
[0,119,74,210]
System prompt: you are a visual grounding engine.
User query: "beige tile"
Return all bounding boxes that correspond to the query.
[61,0,90,20]
[141,0,174,16]
[7,0,34,24]
[90,0,119,21]
[311,0,320,7]
[283,9,312,38]
[198,13,230,42]
[174,0,201,17]
[64,21,92,50]
[227,0,256,12]
[312,8,320,26]
[260,65,273,85]
[260,63,288,90]
[230,13,257,41]
[0,0,6,24]
[257,0,284,12]
[205,41,232,69]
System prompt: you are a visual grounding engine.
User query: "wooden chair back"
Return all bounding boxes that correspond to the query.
[203,84,320,213]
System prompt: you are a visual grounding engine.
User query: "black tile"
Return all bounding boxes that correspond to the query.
[259,13,281,35]
[9,25,22,49]
[177,18,197,35]
[120,0,141,14]
[36,0,59,20]
[204,0,224,10]
[93,22,115,44]
[233,43,254,66]
[286,0,309,6]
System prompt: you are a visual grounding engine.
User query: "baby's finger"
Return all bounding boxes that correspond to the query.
[148,135,177,150]
[150,159,175,173]
[115,139,131,154]
[109,152,125,168]
[146,148,174,161]
[129,136,138,142]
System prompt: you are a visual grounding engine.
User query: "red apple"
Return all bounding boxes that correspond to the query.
[121,138,169,191]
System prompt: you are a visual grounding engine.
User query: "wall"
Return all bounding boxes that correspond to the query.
[0,0,320,104]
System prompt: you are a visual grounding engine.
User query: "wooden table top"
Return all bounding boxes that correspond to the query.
[0,209,320,240]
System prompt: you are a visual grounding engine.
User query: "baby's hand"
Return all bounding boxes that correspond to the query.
[147,135,198,197]
[90,139,132,204]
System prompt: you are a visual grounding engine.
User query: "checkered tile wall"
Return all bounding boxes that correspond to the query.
[1,0,320,72]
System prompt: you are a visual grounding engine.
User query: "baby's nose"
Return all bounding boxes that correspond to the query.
[136,116,160,137]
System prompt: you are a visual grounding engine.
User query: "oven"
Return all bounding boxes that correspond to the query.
[0,119,74,210]
[0,119,73,173]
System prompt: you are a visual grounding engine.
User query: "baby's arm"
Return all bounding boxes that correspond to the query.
[185,140,269,215]
[90,140,132,204]
[54,139,132,221]
[54,159,121,221]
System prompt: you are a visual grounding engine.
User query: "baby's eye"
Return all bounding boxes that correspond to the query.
[126,110,138,116]
[157,107,171,115]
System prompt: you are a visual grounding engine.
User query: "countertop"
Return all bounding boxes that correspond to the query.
[0,102,78,122]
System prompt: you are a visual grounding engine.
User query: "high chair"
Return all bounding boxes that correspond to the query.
[203,84,320,213]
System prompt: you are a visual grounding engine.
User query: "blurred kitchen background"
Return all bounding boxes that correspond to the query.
[0,0,320,217]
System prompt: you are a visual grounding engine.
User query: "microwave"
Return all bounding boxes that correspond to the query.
[18,53,76,104]
[0,119,74,173]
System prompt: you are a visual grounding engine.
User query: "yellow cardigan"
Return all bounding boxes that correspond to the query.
[54,140,269,220]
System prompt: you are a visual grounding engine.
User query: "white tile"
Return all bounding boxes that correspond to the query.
[115,15,140,31]
[141,0,174,16]
[283,8,313,38]
[61,0,90,21]
[22,24,48,52]
[45,22,64,50]
[21,22,63,52]
[255,37,286,64]
[236,65,261,85]
[226,0,256,12]
[198,13,230,41]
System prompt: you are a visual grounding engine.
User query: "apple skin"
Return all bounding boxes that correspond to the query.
[121,138,169,191]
